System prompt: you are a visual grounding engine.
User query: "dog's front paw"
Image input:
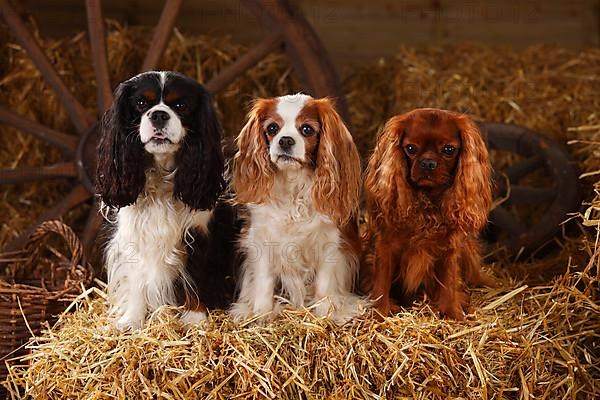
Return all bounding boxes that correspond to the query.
[373,297,392,320]
[115,314,145,331]
[230,301,274,323]
[439,302,465,321]
[180,310,208,327]
[229,302,253,322]
[313,295,368,325]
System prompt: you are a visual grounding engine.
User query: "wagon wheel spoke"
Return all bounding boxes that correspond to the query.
[141,0,183,72]
[81,202,103,256]
[0,162,77,184]
[241,0,348,121]
[86,0,112,113]
[503,156,544,183]
[1,1,93,134]
[0,107,78,156]
[205,31,284,94]
[489,206,525,237]
[505,185,557,205]
[3,185,92,252]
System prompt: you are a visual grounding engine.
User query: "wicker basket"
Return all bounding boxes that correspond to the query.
[0,220,93,386]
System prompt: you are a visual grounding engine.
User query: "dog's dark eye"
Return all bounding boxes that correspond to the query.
[173,102,187,111]
[405,144,418,155]
[300,124,314,137]
[442,145,457,156]
[266,123,279,136]
[136,98,148,109]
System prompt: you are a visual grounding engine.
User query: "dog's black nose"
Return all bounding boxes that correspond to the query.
[420,159,438,171]
[278,136,295,150]
[150,110,170,128]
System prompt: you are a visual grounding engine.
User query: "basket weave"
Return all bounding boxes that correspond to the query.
[0,220,93,386]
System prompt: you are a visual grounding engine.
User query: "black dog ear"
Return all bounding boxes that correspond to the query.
[95,81,148,208]
[173,86,225,210]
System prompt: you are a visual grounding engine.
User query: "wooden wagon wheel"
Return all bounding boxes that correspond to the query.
[481,123,581,256]
[0,0,346,256]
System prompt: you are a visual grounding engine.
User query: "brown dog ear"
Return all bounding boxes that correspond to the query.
[441,114,492,233]
[311,98,361,226]
[232,99,276,204]
[365,114,414,228]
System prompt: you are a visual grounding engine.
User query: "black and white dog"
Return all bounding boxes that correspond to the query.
[96,71,236,330]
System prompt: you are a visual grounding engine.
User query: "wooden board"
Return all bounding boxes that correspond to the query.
[9,0,600,70]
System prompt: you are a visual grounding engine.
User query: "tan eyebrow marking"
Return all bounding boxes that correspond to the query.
[165,91,180,103]
[262,114,284,129]
[142,90,157,101]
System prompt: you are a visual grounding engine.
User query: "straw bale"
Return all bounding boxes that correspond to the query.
[3,264,598,399]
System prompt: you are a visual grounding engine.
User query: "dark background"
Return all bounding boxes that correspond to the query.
[11,0,600,72]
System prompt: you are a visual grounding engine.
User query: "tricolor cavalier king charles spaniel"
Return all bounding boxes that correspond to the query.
[230,94,364,324]
[96,71,236,330]
[364,108,495,320]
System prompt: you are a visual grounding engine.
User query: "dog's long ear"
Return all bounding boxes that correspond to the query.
[232,99,275,204]
[96,81,148,208]
[441,114,492,233]
[365,114,413,228]
[173,86,225,210]
[311,98,361,226]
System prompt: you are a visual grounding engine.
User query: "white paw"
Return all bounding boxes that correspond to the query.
[229,302,252,322]
[180,310,208,327]
[230,302,275,323]
[115,314,145,331]
[313,295,368,325]
[313,298,333,318]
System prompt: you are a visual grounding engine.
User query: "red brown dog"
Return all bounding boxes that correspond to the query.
[364,108,495,320]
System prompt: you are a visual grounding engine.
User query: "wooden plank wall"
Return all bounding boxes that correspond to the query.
[8,0,600,70]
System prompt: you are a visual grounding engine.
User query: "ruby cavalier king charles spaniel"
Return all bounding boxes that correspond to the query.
[364,108,495,320]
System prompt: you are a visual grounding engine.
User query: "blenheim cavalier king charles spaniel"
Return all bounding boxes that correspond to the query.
[230,94,364,324]
[364,108,495,320]
[96,71,236,329]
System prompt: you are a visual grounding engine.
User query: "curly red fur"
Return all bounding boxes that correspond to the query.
[441,114,492,232]
[364,108,494,320]
[310,98,361,226]
[231,98,277,204]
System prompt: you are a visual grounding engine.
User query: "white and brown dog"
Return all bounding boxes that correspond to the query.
[230,94,364,324]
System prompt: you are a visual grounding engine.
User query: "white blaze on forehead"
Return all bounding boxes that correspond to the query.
[160,71,167,88]
[270,94,313,165]
[275,93,312,120]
